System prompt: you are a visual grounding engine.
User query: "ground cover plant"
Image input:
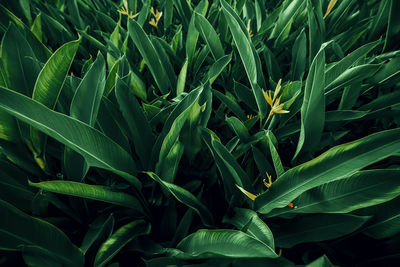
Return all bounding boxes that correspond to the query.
[0,0,400,266]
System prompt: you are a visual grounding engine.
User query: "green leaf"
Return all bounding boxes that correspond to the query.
[185,0,209,66]
[70,52,106,126]
[94,220,150,267]
[0,86,140,189]
[266,131,284,177]
[115,78,154,170]
[207,54,232,84]
[294,42,330,159]
[29,180,143,212]
[30,39,80,155]
[65,52,106,180]
[267,170,400,217]
[0,160,36,212]
[155,87,203,174]
[226,116,250,141]
[193,11,224,61]
[291,29,307,80]
[307,0,324,64]
[80,214,114,254]
[213,89,247,121]
[255,128,400,214]
[325,64,381,97]
[274,214,369,248]
[223,208,275,249]
[176,58,188,95]
[1,23,40,96]
[0,200,84,267]
[305,255,333,267]
[30,13,42,42]
[104,58,120,96]
[359,197,400,239]
[147,172,213,226]
[221,0,267,118]
[325,39,381,85]
[325,110,369,122]
[269,0,304,40]
[157,140,184,183]
[128,18,172,94]
[202,129,253,199]
[177,229,278,258]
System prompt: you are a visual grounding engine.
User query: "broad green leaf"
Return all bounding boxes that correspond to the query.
[262,46,282,82]
[96,99,130,152]
[81,214,114,254]
[291,29,306,80]
[307,0,324,64]
[226,116,250,141]
[150,37,177,91]
[186,0,209,66]
[0,109,19,142]
[94,220,150,267]
[207,54,232,84]
[359,197,400,239]
[176,58,188,95]
[213,89,247,121]
[0,160,36,212]
[173,0,193,29]
[202,129,253,200]
[369,0,390,40]
[325,39,381,85]
[0,4,51,62]
[223,208,275,249]
[0,200,84,267]
[70,52,106,126]
[66,0,84,30]
[221,0,267,118]
[1,23,40,96]
[115,78,154,170]
[155,87,203,173]
[193,11,224,61]
[325,64,381,97]
[65,53,106,180]
[0,86,140,189]
[234,81,258,112]
[21,245,63,267]
[294,42,330,159]
[30,13,42,41]
[266,131,284,177]
[269,0,304,40]
[252,146,274,180]
[255,128,400,214]
[128,18,172,94]
[157,140,184,183]
[32,39,79,109]
[29,180,143,212]
[305,255,333,267]
[177,229,278,258]
[104,58,120,96]
[30,39,80,156]
[325,110,369,122]
[267,170,400,217]
[273,214,369,248]
[147,172,213,226]
[383,0,400,51]
[365,55,400,85]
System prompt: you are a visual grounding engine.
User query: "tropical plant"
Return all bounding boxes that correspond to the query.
[0,0,400,266]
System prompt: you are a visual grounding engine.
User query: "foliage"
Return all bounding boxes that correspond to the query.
[0,0,400,266]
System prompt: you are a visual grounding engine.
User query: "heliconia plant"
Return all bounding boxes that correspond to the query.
[0,0,400,266]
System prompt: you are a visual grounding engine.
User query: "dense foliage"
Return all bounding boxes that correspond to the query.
[1,0,400,266]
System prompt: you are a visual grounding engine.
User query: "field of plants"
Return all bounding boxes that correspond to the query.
[0,0,400,266]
